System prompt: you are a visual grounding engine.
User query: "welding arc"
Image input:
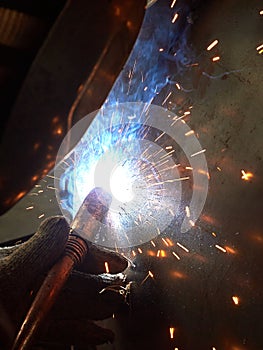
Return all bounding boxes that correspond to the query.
[12,187,111,350]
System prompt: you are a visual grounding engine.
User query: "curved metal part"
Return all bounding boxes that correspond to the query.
[0,0,146,214]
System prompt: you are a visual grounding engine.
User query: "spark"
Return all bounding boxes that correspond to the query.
[232,296,240,305]
[38,190,44,193]
[26,206,34,210]
[154,131,165,142]
[169,327,175,339]
[216,166,222,171]
[38,214,45,219]
[151,240,156,247]
[162,91,172,105]
[185,166,193,170]
[166,238,174,246]
[185,130,194,136]
[54,126,63,135]
[167,176,190,182]
[176,242,189,253]
[104,262,110,273]
[169,208,175,216]
[159,48,164,52]
[241,169,253,181]
[190,149,206,157]
[198,169,210,179]
[132,250,136,257]
[185,206,190,217]
[160,149,175,159]
[157,249,166,257]
[256,43,263,51]
[138,248,143,254]
[47,174,60,180]
[170,0,177,8]
[141,270,154,285]
[212,348,217,350]
[212,56,220,62]
[172,251,180,260]
[215,244,227,253]
[175,83,181,90]
[207,39,219,51]
[225,246,237,254]
[162,237,169,247]
[172,13,179,23]
[260,10,263,15]
[211,232,217,237]
[189,220,195,227]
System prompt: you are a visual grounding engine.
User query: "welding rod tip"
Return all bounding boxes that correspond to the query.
[71,187,112,237]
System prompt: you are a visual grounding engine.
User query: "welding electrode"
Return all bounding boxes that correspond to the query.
[12,187,112,350]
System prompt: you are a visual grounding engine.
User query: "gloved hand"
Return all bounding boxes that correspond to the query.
[0,216,129,349]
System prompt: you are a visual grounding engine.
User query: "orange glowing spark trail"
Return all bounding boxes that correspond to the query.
[162,238,169,247]
[185,130,194,136]
[172,251,180,260]
[215,244,226,253]
[154,131,165,142]
[172,13,179,23]
[169,327,175,339]
[190,149,206,157]
[151,240,156,247]
[171,0,177,8]
[26,206,34,210]
[162,91,172,105]
[141,271,154,285]
[232,296,240,305]
[207,39,219,51]
[256,43,263,51]
[241,169,253,181]
[104,262,110,273]
[176,242,189,252]
[212,56,220,62]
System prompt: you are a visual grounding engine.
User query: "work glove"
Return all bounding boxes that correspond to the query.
[0,216,129,349]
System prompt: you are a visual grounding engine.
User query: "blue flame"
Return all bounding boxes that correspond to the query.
[56,0,197,238]
[59,121,144,220]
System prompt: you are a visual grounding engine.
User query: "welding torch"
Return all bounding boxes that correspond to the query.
[12,187,112,350]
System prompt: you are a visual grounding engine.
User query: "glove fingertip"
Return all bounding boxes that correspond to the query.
[79,245,128,274]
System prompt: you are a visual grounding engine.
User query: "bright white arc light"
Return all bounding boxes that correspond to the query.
[110,165,134,203]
